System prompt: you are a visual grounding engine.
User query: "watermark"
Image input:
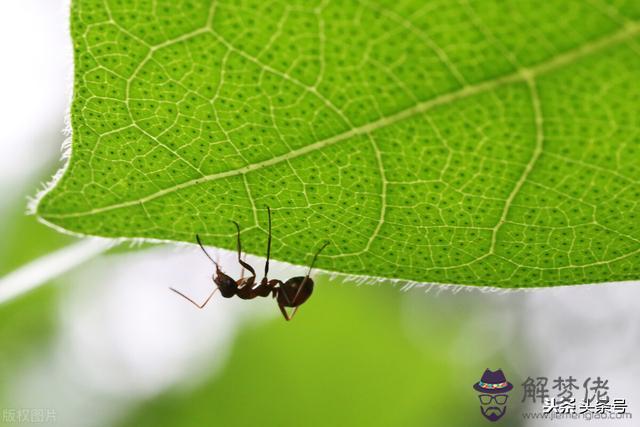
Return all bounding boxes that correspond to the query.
[472,370,633,422]
[522,410,632,421]
[1,408,56,424]
[472,368,514,421]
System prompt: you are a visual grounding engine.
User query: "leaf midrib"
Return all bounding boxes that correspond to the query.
[40,21,639,220]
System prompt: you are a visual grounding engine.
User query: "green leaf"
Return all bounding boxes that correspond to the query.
[36,0,640,287]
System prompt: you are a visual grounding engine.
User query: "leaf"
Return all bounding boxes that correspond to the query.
[36,0,640,287]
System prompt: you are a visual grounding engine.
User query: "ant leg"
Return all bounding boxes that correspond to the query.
[231,221,256,279]
[215,251,221,272]
[196,235,220,269]
[278,302,292,321]
[291,241,331,303]
[291,277,308,307]
[272,287,290,320]
[263,206,272,280]
[169,286,218,309]
[274,286,297,321]
[305,241,330,277]
[196,234,227,279]
[287,306,301,320]
[277,301,301,321]
[239,256,245,281]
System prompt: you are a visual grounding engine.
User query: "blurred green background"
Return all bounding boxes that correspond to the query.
[119,283,497,427]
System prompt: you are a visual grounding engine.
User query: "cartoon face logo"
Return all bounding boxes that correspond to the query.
[472,369,513,422]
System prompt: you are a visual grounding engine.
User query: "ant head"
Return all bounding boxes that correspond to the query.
[279,276,314,308]
[213,271,237,298]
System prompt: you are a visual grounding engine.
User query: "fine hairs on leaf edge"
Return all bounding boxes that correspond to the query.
[26,210,640,295]
[326,271,639,295]
[26,134,73,217]
[27,0,74,218]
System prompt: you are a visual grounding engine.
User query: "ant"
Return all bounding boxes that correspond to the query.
[170,207,329,321]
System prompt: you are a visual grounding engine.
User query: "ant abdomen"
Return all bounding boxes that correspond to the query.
[279,277,314,307]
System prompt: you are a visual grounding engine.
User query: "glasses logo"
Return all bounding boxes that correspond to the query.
[473,368,513,422]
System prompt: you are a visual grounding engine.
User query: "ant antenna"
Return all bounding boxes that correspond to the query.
[170,235,221,308]
[232,221,257,277]
[264,206,272,279]
[170,286,218,309]
[306,241,330,277]
[195,234,220,270]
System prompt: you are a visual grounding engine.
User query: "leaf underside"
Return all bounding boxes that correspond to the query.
[37,0,640,287]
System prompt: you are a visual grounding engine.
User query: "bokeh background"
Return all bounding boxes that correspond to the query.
[1,2,638,426]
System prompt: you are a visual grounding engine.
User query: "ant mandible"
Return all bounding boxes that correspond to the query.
[169,207,329,321]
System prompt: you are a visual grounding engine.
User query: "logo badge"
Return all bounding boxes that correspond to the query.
[473,368,513,422]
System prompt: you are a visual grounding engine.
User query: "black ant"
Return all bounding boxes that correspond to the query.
[170,207,329,321]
